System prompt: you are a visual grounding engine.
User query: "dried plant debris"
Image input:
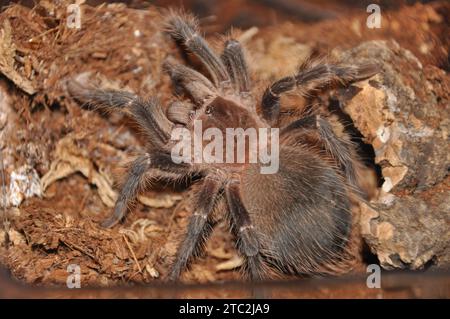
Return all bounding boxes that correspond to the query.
[40,133,182,209]
[7,165,42,207]
[216,255,244,272]
[0,19,36,94]
[0,0,448,290]
[137,194,183,209]
[41,133,119,208]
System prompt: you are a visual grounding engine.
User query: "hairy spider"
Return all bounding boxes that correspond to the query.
[69,11,379,281]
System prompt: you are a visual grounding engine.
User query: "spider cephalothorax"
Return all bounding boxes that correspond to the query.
[69,11,378,281]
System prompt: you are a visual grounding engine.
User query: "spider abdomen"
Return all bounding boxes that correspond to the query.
[240,146,352,276]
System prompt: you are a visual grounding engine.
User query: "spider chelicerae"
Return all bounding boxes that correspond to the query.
[69,11,379,281]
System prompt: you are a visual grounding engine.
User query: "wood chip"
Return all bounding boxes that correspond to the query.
[215,255,244,271]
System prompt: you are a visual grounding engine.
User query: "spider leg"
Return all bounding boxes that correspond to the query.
[165,11,230,88]
[221,39,251,95]
[68,83,173,148]
[261,61,379,125]
[261,76,295,124]
[102,153,191,228]
[281,115,364,197]
[163,60,216,105]
[166,100,194,126]
[225,181,266,281]
[168,176,223,280]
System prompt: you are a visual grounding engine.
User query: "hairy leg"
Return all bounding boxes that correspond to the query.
[221,39,251,94]
[261,60,379,125]
[281,115,363,196]
[103,153,191,228]
[68,83,174,148]
[165,11,230,88]
[225,180,265,281]
[166,100,194,126]
[163,59,216,105]
[168,176,223,280]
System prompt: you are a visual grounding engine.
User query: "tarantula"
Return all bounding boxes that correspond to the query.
[69,11,378,281]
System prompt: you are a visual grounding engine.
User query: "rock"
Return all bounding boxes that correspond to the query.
[335,40,449,269]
